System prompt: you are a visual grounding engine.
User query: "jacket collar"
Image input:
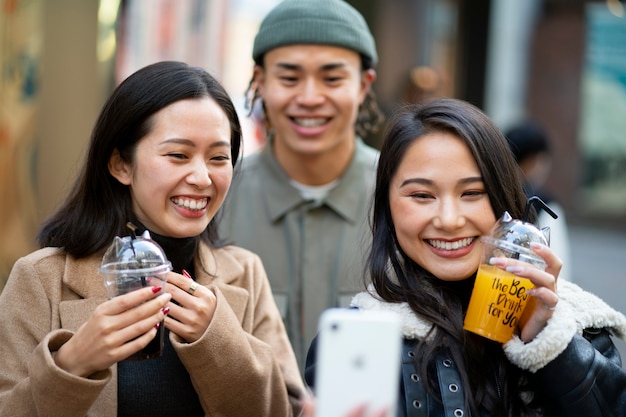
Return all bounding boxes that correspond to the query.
[62,241,247,298]
[350,281,626,341]
[350,287,434,340]
[60,243,250,328]
[556,280,626,338]
[63,251,109,299]
[259,139,376,224]
[193,241,244,285]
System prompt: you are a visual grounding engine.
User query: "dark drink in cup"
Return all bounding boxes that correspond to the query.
[133,318,164,360]
[100,230,171,360]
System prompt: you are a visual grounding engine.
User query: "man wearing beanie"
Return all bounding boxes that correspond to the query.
[219,0,383,369]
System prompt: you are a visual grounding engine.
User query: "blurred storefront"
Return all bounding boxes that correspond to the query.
[578,3,626,224]
[1,0,625,290]
[360,0,626,229]
[519,0,626,228]
[0,0,42,288]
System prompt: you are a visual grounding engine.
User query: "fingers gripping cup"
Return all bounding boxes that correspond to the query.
[463,198,556,343]
[99,224,172,360]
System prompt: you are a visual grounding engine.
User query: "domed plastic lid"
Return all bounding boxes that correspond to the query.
[489,196,558,249]
[100,229,171,274]
[490,211,548,248]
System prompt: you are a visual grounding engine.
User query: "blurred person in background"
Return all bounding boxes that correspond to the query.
[505,120,572,281]
[218,0,385,369]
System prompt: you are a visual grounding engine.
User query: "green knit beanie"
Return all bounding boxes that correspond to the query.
[252,0,378,66]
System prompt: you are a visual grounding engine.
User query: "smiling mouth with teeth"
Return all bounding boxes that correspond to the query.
[293,117,329,128]
[427,237,475,250]
[171,197,208,211]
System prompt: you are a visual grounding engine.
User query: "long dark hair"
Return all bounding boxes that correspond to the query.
[37,61,242,257]
[369,98,539,416]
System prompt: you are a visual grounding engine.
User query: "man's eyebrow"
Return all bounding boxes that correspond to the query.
[275,62,347,71]
[319,62,347,71]
[275,62,301,71]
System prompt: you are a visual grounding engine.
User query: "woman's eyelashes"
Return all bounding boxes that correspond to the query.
[167,152,188,160]
[166,152,230,163]
[410,192,434,200]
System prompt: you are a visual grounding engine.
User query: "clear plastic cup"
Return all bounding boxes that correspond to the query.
[464,201,556,343]
[463,236,547,343]
[99,231,171,360]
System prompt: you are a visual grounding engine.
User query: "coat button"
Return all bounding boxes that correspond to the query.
[442,358,453,367]
[411,373,419,382]
[454,409,464,417]
[449,383,459,392]
[412,400,421,408]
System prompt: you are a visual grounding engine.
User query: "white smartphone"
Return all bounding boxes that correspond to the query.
[314,308,403,417]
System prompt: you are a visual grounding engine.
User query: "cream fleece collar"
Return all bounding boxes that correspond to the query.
[350,281,626,372]
[350,288,433,340]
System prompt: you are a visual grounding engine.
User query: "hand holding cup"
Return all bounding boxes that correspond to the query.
[54,287,171,377]
[99,227,172,359]
[463,203,560,344]
[163,269,217,343]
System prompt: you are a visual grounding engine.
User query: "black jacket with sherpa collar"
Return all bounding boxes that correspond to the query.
[305,280,626,417]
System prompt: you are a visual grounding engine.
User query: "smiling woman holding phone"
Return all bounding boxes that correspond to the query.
[305,98,626,417]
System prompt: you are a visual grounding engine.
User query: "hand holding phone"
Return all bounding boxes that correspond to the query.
[314,308,402,417]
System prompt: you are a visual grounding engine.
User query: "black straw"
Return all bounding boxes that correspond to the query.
[126,222,138,257]
[126,222,146,286]
[523,196,558,223]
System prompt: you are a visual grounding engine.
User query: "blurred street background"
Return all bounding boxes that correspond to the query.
[570,225,626,360]
[1,0,625,354]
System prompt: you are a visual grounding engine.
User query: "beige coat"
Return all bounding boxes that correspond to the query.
[0,243,304,417]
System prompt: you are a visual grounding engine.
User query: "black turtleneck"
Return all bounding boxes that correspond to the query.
[441,274,476,308]
[148,230,197,275]
[117,225,204,417]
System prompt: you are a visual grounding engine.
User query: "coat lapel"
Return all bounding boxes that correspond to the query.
[59,254,108,331]
[194,243,250,324]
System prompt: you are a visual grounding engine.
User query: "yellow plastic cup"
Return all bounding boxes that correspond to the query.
[463,236,546,343]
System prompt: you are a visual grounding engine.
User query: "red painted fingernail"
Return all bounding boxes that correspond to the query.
[162,307,170,315]
[152,286,162,294]
[154,322,160,330]
[182,269,192,279]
